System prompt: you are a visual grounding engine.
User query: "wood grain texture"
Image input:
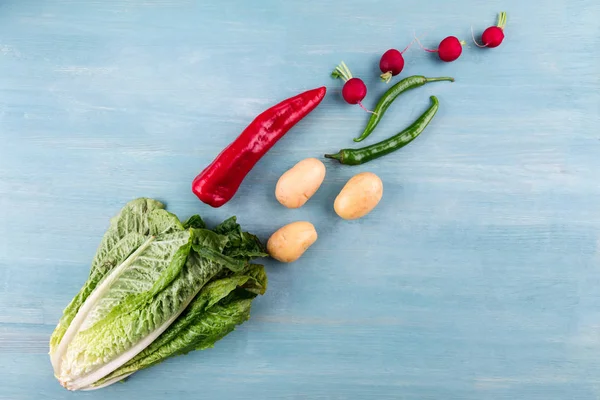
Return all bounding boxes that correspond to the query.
[1,0,599,399]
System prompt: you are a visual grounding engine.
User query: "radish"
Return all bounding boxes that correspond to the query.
[472,12,507,48]
[415,35,466,62]
[379,41,413,83]
[341,78,366,105]
[331,61,375,114]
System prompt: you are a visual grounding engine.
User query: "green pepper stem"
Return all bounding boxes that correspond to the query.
[324,153,341,161]
[497,11,507,29]
[425,76,455,83]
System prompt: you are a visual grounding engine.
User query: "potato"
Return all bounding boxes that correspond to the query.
[267,221,317,263]
[334,172,383,220]
[275,158,326,209]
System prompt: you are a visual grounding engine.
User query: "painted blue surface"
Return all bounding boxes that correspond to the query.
[1,0,599,399]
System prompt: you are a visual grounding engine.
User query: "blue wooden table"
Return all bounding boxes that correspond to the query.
[1,1,599,399]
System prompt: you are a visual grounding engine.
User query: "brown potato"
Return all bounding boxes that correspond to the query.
[334,172,383,220]
[267,221,317,263]
[275,158,326,209]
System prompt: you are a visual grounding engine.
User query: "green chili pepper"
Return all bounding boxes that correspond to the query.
[325,96,439,165]
[353,76,453,143]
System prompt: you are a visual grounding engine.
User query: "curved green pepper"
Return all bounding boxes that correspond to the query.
[325,96,439,165]
[354,76,453,142]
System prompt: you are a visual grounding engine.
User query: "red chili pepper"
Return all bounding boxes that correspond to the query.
[192,86,327,208]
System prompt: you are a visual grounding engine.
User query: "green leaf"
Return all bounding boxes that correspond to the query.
[227,231,268,260]
[237,263,268,295]
[55,229,236,389]
[213,216,239,236]
[192,228,230,252]
[55,230,196,389]
[213,217,267,260]
[147,241,192,296]
[148,209,184,235]
[90,265,267,388]
[93,300,254,389]
[49,198,165,355]
[183,215,206,229]
[192,244,246,272]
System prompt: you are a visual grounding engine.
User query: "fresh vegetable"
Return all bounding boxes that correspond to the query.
[416,35,466,62]
[379,49,404,83]
[353,76,453,142]
[49,198,267,390]
[334,172,383,220]
[331,61,375,114]
[473,12,507,48]
[267,221,317,263]
[192,87,326,208]
[325,95,439,165]
[276,158,326,209]
[379,41,413,83]
[88,264,267,390]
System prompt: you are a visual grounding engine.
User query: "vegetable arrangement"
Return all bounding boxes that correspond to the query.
[270,12,508,259]
[327,11,507,162]
[50,11,507,391]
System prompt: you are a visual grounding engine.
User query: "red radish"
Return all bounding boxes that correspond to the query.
[379,49,404,83]
[473,12,507,48]
[341,78,367,104]
[415,35,466,62]
[379,41,413,83]
[438,36,464,61]
[331,61,375,114]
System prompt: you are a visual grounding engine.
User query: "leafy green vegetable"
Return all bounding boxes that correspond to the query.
[214,216,268,260]
[49,198,165,357]
[90,264,267,389]
[183,214,206,229]
[49,198,267,391]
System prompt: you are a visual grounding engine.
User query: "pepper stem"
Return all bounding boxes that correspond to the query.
[324,152,341,161]
[331,61,353,82]
[380,71,393,83]
[459,40,467,46]
[425,76,455,83]
[497,11,507,30]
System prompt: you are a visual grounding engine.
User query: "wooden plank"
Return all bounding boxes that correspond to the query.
[1,0,599,399]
